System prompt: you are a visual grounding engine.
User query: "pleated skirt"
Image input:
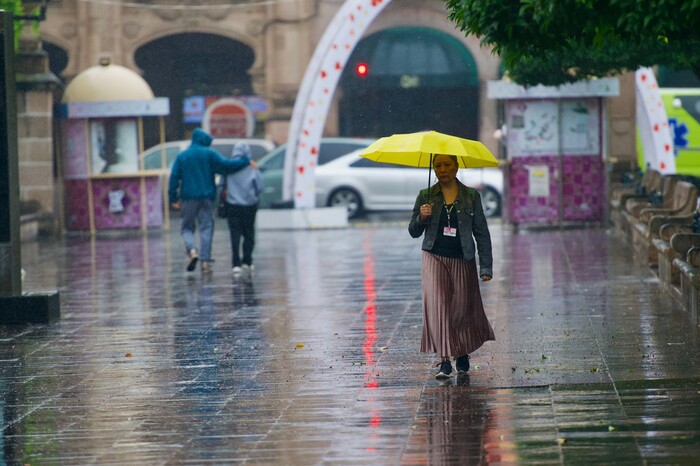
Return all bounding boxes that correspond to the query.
[420,251,495,357]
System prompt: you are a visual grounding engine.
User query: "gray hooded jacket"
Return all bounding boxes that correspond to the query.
[225,142,264,206]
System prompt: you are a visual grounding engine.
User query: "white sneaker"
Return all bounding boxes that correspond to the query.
[241,264,250,273]
[232,266,242,276]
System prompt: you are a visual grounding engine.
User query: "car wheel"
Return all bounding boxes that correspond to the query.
[479,187,501,217]
[328,187,363,219]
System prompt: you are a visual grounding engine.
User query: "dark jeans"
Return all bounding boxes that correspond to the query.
[225,203,258,267]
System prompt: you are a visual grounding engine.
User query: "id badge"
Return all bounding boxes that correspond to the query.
[443,226,457,237]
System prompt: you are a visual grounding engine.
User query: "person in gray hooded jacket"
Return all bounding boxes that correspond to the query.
[224,142,264,276]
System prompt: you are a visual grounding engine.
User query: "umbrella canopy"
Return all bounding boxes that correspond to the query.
[359,130,499,168]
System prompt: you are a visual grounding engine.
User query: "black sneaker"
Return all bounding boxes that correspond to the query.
[456,354,470,373]
[186,249,199,272]
[435,359,453,379]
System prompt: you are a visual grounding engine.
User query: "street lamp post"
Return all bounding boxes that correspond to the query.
[0,10,59,323]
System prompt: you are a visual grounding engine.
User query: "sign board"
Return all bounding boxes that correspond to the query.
[202,98,254,138]
[487,78,620,99]
[59,98,170,119]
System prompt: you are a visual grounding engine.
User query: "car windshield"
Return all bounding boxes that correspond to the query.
[142,146,181,170]
[212,143,270,161]
[142,139,274,169]
[258,140,373,171]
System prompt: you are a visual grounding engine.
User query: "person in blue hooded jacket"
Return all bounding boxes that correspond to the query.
[168,128,251,273]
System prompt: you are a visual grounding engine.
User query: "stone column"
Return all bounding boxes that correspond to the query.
[607,71,637,167]
[16,35,62,237]
[264,0,316,143]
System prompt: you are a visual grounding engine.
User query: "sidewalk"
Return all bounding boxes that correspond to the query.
[3,218,700,464]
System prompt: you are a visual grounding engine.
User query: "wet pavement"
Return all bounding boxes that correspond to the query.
[4,212,700,464]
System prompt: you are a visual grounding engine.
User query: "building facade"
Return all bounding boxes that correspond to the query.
[25,0,637,225]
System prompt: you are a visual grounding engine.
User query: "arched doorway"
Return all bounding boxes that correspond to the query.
[339,27,479,139]
[42,41,68,85]
[134,33,255,148]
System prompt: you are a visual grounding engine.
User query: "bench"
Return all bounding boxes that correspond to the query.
[654,224,700,300]
[610,169,662,235]
[623,175,679,220]
[622,175,680,245]
[630,181,699,267]
[674,246,700,324]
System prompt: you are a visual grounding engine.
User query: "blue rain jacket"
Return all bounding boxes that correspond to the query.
[168,128,250,202]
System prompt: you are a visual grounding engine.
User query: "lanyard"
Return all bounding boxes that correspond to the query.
[445,204,454,228]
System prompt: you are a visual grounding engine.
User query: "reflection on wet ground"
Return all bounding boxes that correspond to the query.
[2,217,699,464]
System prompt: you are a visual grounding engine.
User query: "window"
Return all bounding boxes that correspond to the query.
[143,146,181,170]
[350,158,400,168]
[318,142,369,165]
[260,147,286,170]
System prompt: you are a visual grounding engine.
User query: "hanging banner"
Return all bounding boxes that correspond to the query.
[635,68,676,174]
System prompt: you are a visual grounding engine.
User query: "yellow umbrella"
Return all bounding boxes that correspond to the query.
[359,130,499,191]
[359,130,499,169]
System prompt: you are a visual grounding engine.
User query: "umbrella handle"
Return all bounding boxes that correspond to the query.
[427,153,433,202]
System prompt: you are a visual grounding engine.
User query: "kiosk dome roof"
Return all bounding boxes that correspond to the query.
[62,60,154,103]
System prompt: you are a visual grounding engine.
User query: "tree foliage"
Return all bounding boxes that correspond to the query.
[445,0,700,86]
[0,0,25,50]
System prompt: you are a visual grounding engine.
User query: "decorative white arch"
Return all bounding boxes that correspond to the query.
[283,0,392,208]
[636,68,676,174]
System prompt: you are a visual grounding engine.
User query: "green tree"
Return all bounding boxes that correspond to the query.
[445,0,700,86]
[0,0,27,50]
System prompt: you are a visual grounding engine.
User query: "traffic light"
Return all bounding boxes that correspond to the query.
[356,62,369,78]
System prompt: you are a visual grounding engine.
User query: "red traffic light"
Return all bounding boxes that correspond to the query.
[356,62,369,77]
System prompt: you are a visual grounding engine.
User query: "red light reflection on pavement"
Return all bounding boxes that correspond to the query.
[363,249,378,390]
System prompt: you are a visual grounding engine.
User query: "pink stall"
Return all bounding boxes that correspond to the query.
[58,60,170,233]
[488,78,619,228]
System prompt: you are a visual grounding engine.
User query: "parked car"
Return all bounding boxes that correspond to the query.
[140,138,276,170]
[257,137,376,208]
[315,150,503,218]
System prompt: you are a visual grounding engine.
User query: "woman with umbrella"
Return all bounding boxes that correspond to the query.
[361,131,497,379]
[408,153,496,379]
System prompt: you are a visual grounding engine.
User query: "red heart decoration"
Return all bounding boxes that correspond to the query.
[335,62,342,70]
[653,124,659,132]
[320,70,327,78]
[311,147,318,155]
[349,14,355,21]
[664,144,671,152]
[303,129,309,136]
[296,191,302,198]
[298,165,305,174]
[641,74,647,82]
[660,161,666,169]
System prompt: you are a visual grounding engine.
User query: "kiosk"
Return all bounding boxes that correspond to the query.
[59,59,170,233]
[488,78,620,227]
